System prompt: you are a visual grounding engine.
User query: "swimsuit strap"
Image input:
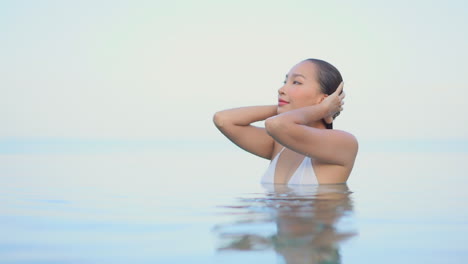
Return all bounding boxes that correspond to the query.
[261,147,318,185]
[271,147,286,162]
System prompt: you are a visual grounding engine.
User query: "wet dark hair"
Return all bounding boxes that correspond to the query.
[304,58,343,129]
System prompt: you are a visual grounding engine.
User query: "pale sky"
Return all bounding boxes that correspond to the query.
[2,0,467,142]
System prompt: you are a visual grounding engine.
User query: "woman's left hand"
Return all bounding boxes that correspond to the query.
[322,82,345,124]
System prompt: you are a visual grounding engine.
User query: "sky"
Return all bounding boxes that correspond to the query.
[1,0,467,142]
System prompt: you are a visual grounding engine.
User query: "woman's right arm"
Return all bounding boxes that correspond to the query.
[213,105,277,159]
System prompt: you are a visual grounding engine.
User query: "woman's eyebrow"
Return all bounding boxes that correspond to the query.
[285,73,306,79]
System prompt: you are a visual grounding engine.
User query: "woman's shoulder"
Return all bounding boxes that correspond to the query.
[331,129,359,151]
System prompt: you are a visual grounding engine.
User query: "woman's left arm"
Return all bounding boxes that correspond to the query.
[264,84,358,166]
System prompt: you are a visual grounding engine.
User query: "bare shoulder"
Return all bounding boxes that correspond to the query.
[331,129,358,152]
[333,129,358,145]
[330,129,359,163]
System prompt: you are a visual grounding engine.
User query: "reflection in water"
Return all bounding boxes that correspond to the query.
[214,184,357,264]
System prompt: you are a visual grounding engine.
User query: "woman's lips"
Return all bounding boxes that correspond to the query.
[278,99,289,106]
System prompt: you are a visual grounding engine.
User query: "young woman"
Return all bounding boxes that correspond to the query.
[213,59,358,184]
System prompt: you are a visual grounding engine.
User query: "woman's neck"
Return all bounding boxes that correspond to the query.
[311,120,327,129]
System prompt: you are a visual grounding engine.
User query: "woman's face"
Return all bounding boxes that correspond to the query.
[277,61,325,114]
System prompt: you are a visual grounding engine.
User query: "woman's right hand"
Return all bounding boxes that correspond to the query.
[322,82,345,124]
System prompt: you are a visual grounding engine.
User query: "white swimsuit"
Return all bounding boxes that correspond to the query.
[261,147,319,185]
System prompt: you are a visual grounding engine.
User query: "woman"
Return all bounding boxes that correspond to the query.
[213,59,358,184]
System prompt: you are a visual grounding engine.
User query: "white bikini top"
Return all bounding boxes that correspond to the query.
[261,147,319,185]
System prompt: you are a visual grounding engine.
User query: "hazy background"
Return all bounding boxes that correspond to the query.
[1,2,468,262]
[1,0,467,144]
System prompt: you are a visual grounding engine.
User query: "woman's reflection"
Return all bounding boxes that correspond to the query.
[214,183,357,264]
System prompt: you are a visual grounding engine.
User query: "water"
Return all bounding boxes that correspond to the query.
[1,140,468,263]
[214,184,355,263]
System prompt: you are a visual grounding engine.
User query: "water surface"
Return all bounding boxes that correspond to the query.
[1,140,468,263]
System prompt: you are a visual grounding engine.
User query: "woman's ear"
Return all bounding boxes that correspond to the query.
[324,116,333,124]
[318,94,328,104]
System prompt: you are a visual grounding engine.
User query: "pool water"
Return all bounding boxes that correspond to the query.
[1,141,467,263]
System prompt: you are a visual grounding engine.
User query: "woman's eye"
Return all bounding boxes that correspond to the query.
[293,81,302,85]
[283,80,287,84]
